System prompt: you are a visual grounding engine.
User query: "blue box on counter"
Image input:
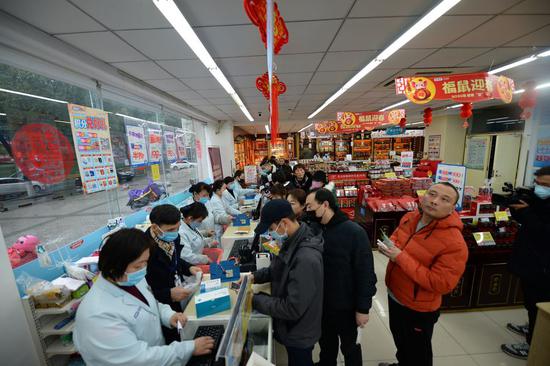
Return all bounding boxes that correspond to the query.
[195,288,231,318]
[232,214,250,227]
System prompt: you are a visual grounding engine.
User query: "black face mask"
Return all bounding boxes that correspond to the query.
[304,210,321,223]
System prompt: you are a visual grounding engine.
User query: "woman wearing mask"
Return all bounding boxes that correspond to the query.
[189,182,215,245]
[145,204,201,344]
[209,179,235,240]
[74,229,214,366]
[287,188,307,220]
[179,202,223,273]
[233,170,256,199]
[222,176,240,211]
[311,170,336,196]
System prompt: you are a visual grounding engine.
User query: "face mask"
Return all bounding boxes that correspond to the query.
[534,184,550,199]
[189,221,202,230]
[199,197,209,204]
[268,222,288,244]
[311,181,324,189]
[228,183,235,190]
[304,210,321,222]
[159,229,179,242]
[117,267,147,287]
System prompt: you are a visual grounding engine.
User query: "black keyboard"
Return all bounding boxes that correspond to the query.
[229,239,247,259]
[187,325,225,366]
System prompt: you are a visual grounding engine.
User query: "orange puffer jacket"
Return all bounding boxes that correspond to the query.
[385,210,468,312]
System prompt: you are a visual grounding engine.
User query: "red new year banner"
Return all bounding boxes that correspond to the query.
[314,109,405,134]
[394,72,515,105]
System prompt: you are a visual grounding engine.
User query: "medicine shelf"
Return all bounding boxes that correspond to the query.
[35,298,80,319]
[40,314,75,337]
[46,338,76,357]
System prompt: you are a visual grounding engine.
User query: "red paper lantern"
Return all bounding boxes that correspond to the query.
[518,81,537,120]
[244,0,289,54]
[399,117,407,129]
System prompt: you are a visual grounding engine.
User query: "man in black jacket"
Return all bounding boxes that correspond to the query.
[306,188,377,366]
[145,204,201,344]
[251,199,324,366]
[287,163,313,192]
[502,166,550,360]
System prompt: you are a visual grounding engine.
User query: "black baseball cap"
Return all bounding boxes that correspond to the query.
[255,199,294,234]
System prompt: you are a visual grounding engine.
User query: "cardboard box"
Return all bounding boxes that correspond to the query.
[195,288,231,318]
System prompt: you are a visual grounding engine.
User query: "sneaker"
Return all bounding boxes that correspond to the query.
[506,322,529,337]
[501,342,529,360]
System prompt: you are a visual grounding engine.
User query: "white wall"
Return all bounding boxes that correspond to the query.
[205,121,235,180]
[0,227,41,366]
[423,113,467,164]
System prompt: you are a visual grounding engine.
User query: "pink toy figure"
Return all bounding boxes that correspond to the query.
[8,235,40,268]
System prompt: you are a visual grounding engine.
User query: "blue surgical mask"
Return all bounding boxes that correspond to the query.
[268,223,288,244]
[228,183,235,190]
[117,267,147,287]
[534,184,550,200]
[189,221,201,230]
[199,197,209,204]
[159,230,179,242]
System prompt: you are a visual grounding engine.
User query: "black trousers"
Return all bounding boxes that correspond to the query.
[388,296,440,366]
[521,277,550,344]
[286,345,314,366]
[318,309,361,366]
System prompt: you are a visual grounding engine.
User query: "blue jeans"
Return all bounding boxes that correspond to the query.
[286,345,314,366]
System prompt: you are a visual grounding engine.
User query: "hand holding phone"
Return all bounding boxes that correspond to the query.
[380,231,395,248]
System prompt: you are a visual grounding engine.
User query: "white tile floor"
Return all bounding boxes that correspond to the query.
[274,252,528,365]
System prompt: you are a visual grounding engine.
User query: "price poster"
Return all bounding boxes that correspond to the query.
[164,131,177,163]
[175,129,187,160]
[148,129,162,164]
[435,163,467,211]
[401,151,414,169]
[428,135,441,159]
[126,125,148,167]
[67,104,118,194]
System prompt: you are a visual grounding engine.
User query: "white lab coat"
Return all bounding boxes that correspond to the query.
[179,222,209,265]
[233,180,255,199]
[209,194,234,240]
[221,191,242,217]
[73,275,194,366]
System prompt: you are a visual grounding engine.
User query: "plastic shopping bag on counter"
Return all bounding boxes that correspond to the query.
[16,272,71,308]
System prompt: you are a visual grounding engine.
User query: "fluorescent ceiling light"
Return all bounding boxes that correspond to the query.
[408,121,424,126]
[537,49,550,58]
[379,99,410,112]
[308,0,460,119]
[445,104,462,110]
[514,89,525,94]
[535,82,550,90]
[54,120,70,124]
[0,113,6,116]
[0,88,67,104]
[153,0,253,122]
[488,55,537,75]
[298,123,313,133]
[265,124,270,134]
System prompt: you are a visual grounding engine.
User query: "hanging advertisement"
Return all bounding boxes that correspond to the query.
[67,104,118,194]
[534,135,550,167]
[126,125,148,167]
[163,131,177,163]
[175,129,187,160]
[435,163,467,211]
[401,151,414,169]
[428,135,441,160]
[196,139,202,160]
[315,109,405,134]
[148,129,162,164]
[244,165,257,185]
[395,72,515,105]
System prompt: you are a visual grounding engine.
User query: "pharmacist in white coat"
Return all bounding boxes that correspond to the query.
[74,229,214,366]
[179,202,211,265]
[209,179,235,239]
[233,170,256,199]
[189,182,215,244]
[222,176,241,211]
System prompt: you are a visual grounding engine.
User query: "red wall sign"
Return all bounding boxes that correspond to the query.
[315,109,405,134]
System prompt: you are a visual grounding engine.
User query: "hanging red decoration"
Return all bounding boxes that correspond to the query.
[399,117,407,129]
[256,72,287,143]
[518,81,537,120]
[460,102,473,129]
[244,0,289,54]
[423,108,433,127]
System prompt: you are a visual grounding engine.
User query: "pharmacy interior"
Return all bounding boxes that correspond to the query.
[0,0,549,366]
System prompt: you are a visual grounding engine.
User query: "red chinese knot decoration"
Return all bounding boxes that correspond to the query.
[256,72,287,142]
[244,0,289,54]
[518,81,537,120]
[460,102,473,128]
[423,108,433,127]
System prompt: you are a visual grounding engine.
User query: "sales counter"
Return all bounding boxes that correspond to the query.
[220,221,258,260]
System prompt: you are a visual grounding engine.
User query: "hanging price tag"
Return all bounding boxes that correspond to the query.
[384,172,397,179]
[494,211,509,222]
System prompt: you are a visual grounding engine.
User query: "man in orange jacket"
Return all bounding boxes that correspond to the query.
[378,182,468,366]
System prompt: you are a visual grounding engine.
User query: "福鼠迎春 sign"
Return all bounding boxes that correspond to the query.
[395,72,514,105]
[314,109,405,134]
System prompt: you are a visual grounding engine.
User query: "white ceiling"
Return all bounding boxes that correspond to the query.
[1,0,550,134]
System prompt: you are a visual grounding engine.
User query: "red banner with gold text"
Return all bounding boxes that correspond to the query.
[394,72,515,105]
[313,109,405,133]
